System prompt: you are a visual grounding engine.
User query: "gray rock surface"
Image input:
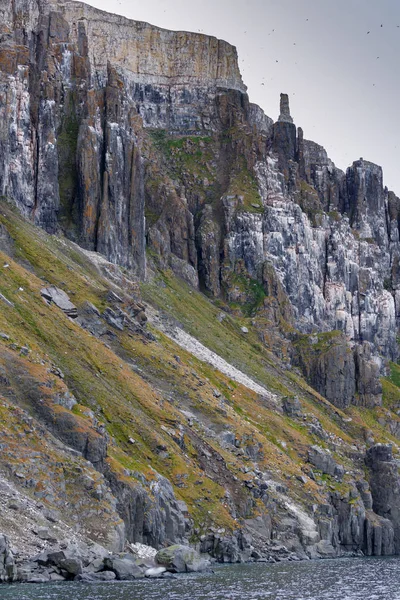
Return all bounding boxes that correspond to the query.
[105,469,190,549]
[366,444,400,552]
[41,287,78,318]
[103,556,144,580]
[155,545,210,573]
[308,446,344,481]
[282,396,302,418]
[0,534,17,582]
[278,93,293,124]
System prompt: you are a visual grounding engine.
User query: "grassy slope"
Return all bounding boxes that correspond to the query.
[0,199,399,541]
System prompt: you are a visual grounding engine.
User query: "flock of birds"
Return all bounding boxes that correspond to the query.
[232,20,400,92]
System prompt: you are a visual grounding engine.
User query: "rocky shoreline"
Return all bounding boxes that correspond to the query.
[1,535,396,587]
[0,538,212,584]
[1,443,400,585]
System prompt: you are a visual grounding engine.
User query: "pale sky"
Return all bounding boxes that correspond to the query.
[85,0,400,195]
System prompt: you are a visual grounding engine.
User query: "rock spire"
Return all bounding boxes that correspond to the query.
[278,93,293,123]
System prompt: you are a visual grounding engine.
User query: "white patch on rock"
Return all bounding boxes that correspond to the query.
[147,308,276,401]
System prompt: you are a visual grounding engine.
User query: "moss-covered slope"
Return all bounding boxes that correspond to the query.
[0,200,399,561]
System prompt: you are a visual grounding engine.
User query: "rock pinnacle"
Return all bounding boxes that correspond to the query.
[278,93,293,123]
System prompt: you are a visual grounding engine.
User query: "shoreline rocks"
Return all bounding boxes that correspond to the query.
[155,545,210,573]
[3,539,211,584]
[0,535,17,582]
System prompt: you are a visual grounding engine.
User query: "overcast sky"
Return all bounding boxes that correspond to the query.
[86,0,400,195]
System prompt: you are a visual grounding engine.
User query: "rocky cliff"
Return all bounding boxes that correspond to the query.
[0,0,245,276]
[1,0,400,578]
[2,0,399,405]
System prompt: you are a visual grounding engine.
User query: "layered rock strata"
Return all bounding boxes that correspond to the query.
[1,0,400,566]
[0,0,244,275]
[1,1,398,401]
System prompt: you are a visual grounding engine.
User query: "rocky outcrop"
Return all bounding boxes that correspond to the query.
[0,535,17,582]
[200,530,253,563]
[41,286,78,318]
[293,333,356,409]
[155,544,210,573]
[105,469,190,549]
[366,445,400,553]
[278,93,293,124]
[292,334,383,409]
[307,446,344,481]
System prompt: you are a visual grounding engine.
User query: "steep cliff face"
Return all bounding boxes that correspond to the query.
[1,182,400,569]
[0,0,245,277]
[1,0,400,567]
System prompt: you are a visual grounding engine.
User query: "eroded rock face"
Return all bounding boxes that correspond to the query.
[0,0,244,277]
[0,534,17,582]
[41,286,78,318]
[293,333,356,408]
[308,446,344,481]
[2,0,400,564]
[366,445,400,553]
[278,93,293,124]
[105,469,190,549]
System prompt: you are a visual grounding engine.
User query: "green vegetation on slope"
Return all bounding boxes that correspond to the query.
[1,199,400,541]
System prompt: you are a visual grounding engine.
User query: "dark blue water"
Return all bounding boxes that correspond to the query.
[1,557,399,600]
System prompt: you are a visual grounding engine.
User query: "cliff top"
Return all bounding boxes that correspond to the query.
[1,0,247,91]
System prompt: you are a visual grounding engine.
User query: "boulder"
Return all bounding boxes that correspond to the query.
[308,446,344,481]
[282,396,302,418]
[41,286,78,318]
[36,527,57,542]
[103,557,144,580]
[59,558,83,576]
[155,545,209,573]
[42,550,65,566]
